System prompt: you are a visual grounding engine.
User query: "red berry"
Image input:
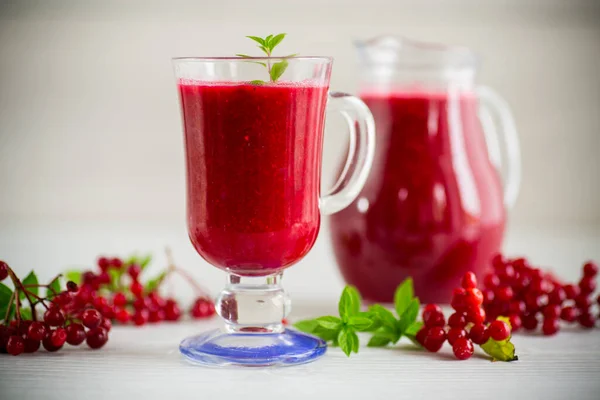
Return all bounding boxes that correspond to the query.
[578,312,595,328]
[508,300,526,315]
[465,288,484,307]
[483,273,501,289]
[111,258,124,269]
[164,300,182,322]
[575,294,592,310]
[508,314,522,331]
[133,297,150,311]
[115,308,131,324]
[498,264,516,282]
[42,335,62,352]
[0,261,9,281]
[148,309,165,323]
[66,281,79,293]
[547,287,566,305]
[522,314,539,331]
[542,318,559,336]
[130,281,143,298]
[97,272,111,285]
[578,277,596,295]
[101,317,112,332]
[128,264,142,280]
[423,327,446,352]
[452,337,474,360]
[133,310,149,326]
[27,321,48,341]
[447,328,467,346]
[583,261,598,278]
[65,323,86,345]
[563,284,580,300]
[148,292,166,308]
[6,335,25,356]
[422,305,445,328]
[23,338,40,353]
[465,305,486,325]
[514,273,531,291]
[191,298,216,318]
[597,294,600,306]
[461,272,478,289]
[82,309,102,329]
[44,307,65,327]
[98,257,110,271]
[488,320,510,341]
[113,292,127,307]
[86,327,109,349]
[560,306,579,323]
[495,286,514,302]
[512,257,529,270]
[416,327,428,346]
[93,296,108,309]
[491,253,505,269]
[482,289,495,305]
[451,288,467,311]
[543,304,561,320]
[524,292,544,312]
[468,323,489,345]
[50,328,67,347]
[448,312,466,329]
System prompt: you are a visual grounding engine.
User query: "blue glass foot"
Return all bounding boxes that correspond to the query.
[180,329,327,367]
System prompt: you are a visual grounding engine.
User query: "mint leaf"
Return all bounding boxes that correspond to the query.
[269,60,288,82]
[405,321,424,336]
[348,315,374,331]
[376,325,401,343]
[394,277,414,317]
[246,36,266,46]
[316,316,341,330]
[313,325,340,342]
[249,80,266,85]
[338,285,361,320]
[65,270,81,285]
[294,319,318,333]
[265,34,273,46]
[367,335,391,347]
[46,277,62,300]
[139,254,152,270]
[338,327,359,356]
[480,337,518,362]
[269,33,286,50]
[20,271,38,300]
[397,297,420,334]
[368,304,397,330]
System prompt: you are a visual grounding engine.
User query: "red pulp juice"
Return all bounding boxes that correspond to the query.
[329,90,506,303]
[179,81,328,275]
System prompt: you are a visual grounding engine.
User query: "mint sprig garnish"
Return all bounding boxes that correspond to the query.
[236,33,297,83]
[294,286,378,356]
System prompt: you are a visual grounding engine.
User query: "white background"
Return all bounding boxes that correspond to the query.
[0,0,599,287]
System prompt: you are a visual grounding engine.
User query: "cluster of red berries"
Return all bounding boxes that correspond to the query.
[416,272,509,360]
[0,276,110,356]
[482,256,598,335]
[78,256,215,327]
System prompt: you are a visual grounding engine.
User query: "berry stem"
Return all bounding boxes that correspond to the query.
[164,248,209,297]
[6,267,39,321]
[3,291,15,324]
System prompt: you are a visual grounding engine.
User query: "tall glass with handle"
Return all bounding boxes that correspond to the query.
[329,36,521,304]
[173,56,375,366]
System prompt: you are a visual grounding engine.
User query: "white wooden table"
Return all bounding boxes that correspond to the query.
[0,221,599,399]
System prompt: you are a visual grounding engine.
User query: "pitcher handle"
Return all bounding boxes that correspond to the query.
[477,86,521,209]
[320,91,376,215]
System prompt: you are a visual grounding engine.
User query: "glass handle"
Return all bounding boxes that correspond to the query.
[477,86,522,209]
[320,91,376,215]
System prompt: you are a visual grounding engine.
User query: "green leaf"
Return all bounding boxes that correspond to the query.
[480,337,518,362]
[367,335,391,347]
[338,285,361,320]
[269,60,288,82]
[19,307,32,321]
[265,34,273,46]
[46,277,62,300]
[313,325,340,342]
[259,45,269,55]
[249,79,266,85]
[348,315,375,331]
[0,283,14,319]
[108,269,121,288]
[64,270,82,285]
[405,321,424,336]
[145,271,167,293]
[246,36,265,46]
[20,271,38,300]
[394,277,414,318]
[282,53,298,58]
[125,255,139,266]
[338,327,359,357]
[374,325,401,343]
[397,297,420,334]
[139,254,152,270]
[316,316,341,330]
[368,304,397,330]
[294,319,319,333]
[268,33,286,50]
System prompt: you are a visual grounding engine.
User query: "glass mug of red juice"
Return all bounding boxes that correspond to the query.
[329,36,521,304]
[173,56,375,366]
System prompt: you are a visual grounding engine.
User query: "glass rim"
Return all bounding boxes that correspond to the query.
[172,56,333,62]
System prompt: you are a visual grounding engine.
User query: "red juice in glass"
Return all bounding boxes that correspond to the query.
[329,90,506,303]
[179,81,328,275]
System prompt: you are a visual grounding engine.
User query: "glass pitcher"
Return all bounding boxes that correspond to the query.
[329,36,521,303]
